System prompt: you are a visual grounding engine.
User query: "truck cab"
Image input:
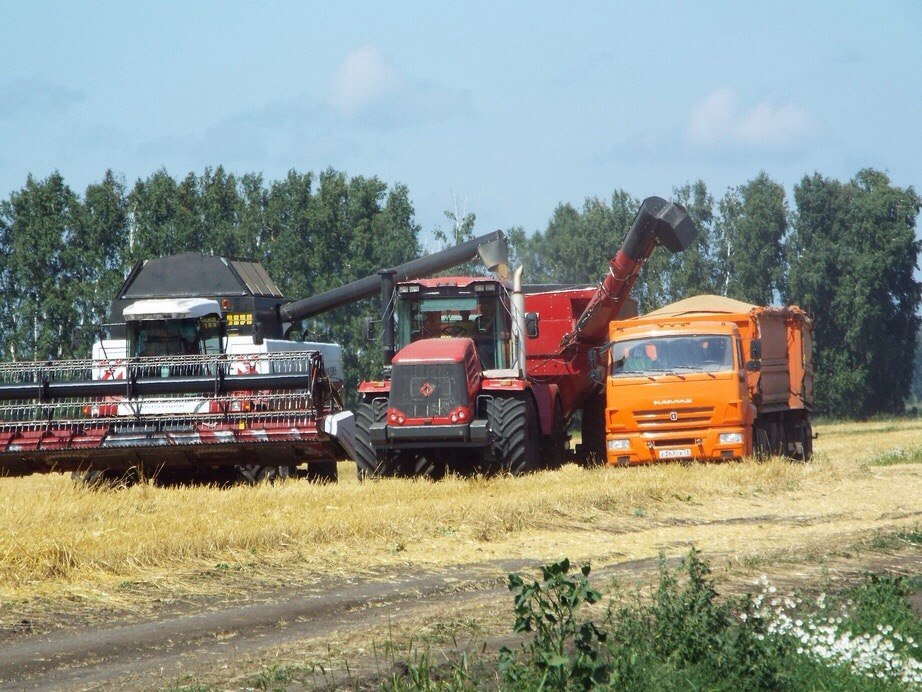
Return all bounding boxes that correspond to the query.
[605,321,751,464]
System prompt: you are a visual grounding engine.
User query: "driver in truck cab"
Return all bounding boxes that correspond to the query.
[621,342,658,372]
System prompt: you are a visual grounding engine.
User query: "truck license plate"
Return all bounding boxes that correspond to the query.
[658,448,692,459]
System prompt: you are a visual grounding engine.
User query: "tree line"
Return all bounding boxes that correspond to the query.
[0,167,918,418]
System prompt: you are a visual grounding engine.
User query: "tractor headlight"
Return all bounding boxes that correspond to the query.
[719,432,744,445]
[606,439,630,451]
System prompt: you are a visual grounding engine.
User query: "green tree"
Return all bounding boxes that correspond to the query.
[637,181,719,311]
[786,169,921,416]
[2,173,83,360]
[199,166,242,257]
[127,170,181,260]
[237,172,267,258]
[528,190,639,287]
[72,170,130,352]
[911,325,922,405]
[716,172,788,304]
[670,180,720,298]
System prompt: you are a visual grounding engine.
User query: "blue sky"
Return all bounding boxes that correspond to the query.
[1,1,919,244]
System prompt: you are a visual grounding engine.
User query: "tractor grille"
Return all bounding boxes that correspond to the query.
[633,406,715,429]
[390,363,466,418]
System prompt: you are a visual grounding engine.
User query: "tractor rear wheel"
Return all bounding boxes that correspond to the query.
[487,395,540,475]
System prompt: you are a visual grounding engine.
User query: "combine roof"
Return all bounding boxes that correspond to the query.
[117,253,284,300]
[642,294,757,318]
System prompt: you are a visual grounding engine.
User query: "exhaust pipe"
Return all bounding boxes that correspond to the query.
[511,266,527,375]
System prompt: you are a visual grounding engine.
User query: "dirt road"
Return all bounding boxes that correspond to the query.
[0,534,917,689]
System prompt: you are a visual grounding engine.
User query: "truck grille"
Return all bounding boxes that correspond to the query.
[390,363,466,418]
[633,406,714,429]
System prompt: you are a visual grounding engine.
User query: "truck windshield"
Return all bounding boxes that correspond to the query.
[129,316,222,358]
[396,291,511,369]
[610,335,734,376]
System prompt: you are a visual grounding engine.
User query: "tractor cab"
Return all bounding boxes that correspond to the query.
[394,277,513,370]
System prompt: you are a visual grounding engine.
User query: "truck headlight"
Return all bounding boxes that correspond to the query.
[719,432,743,444]
[606,439,630,451]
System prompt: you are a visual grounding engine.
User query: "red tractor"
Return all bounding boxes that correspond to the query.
[352,196,697,478]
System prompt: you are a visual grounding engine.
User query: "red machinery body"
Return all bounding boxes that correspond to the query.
[353,196,698,477]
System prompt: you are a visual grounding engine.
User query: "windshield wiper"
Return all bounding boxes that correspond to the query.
[672,365,718,379]
[644,368,686,380]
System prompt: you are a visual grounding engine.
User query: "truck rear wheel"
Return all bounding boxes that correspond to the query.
[488,395,540,475]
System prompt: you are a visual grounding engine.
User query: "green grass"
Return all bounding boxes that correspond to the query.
[868,446,922,466]
[242,551,920,690]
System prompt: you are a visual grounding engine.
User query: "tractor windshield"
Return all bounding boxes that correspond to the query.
[396,290,512,369]
[129,315,222,358]
[610,335,734,376]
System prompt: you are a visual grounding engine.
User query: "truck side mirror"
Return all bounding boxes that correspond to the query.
[253,321,264,346]
[587,348,605,384]
[362,317,376,343]
[525,312,539,338]
[749,338,762,360]
[745,359,761,372]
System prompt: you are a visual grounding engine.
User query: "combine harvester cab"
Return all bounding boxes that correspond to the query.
[0,253,354,483]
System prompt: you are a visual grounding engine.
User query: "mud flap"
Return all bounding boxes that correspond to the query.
[322,410,356,460]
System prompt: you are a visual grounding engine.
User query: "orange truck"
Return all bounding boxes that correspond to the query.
[603,295,813,465]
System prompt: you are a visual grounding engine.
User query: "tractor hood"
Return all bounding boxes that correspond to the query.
[391,338,474,365]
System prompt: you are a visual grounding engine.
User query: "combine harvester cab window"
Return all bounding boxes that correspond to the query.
[610,335,734,376]
[129,316,222,358]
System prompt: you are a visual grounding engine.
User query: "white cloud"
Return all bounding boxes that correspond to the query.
[326,44,404,116]
[325,44,471,127]
[686,88,816,149]
[0,78,83,119]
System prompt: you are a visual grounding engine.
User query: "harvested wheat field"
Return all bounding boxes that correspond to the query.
[0,419,919,688]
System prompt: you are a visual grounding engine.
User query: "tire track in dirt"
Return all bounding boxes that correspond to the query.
[0,560,532,690]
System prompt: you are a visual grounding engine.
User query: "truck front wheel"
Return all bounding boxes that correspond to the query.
[488,395,540,475]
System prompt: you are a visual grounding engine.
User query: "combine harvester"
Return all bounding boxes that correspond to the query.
[335,196,699,478]
[0,254,354,483]
[603,295,814,464]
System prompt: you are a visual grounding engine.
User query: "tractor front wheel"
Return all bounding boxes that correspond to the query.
[487,395,540,475]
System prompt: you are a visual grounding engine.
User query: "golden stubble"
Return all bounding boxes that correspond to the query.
[0,419,918,605]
